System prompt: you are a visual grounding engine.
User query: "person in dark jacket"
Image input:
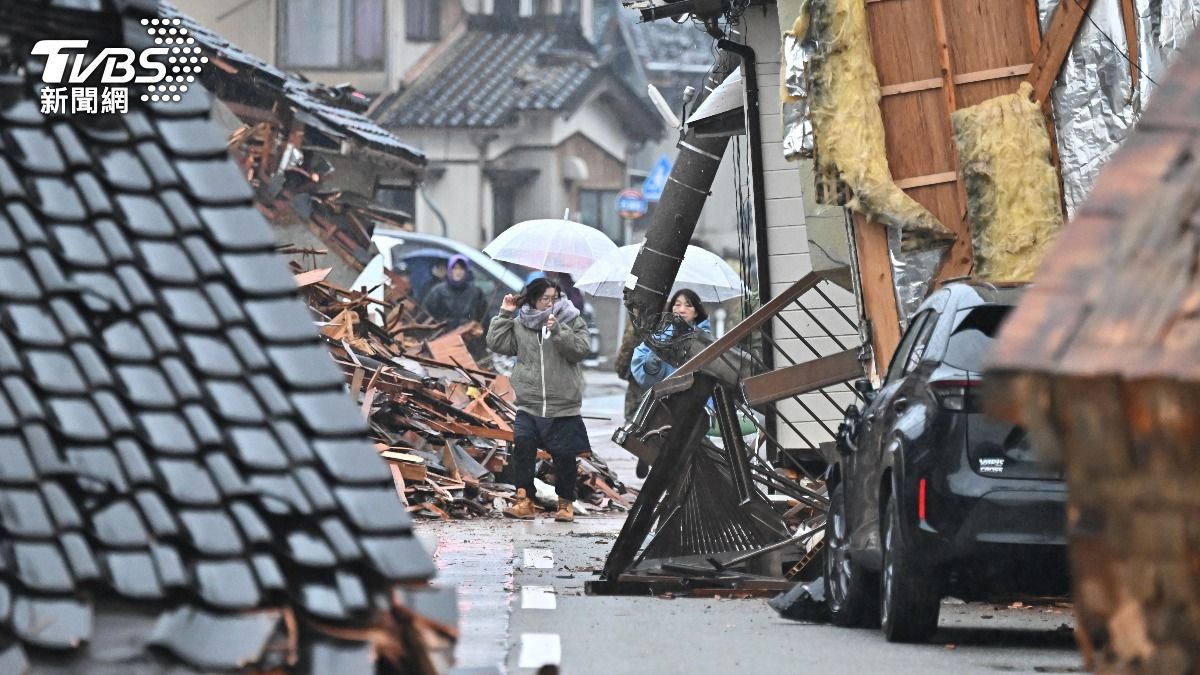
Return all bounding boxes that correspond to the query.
[423,255,487,329]
[551,272,585,312]
[486,278,592,522]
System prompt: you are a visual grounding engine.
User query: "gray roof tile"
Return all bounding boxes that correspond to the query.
[380,14,602,129]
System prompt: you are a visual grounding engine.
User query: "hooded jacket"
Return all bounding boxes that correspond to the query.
[423,254,487,328]
[486,307,591,417]
[631,318,712,387]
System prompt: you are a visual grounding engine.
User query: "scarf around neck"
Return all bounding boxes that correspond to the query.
[518,297,580,330]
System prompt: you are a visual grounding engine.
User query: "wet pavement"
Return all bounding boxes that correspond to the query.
[416,371,1084,675]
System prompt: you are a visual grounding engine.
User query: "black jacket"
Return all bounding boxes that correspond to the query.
[423,281,487,328]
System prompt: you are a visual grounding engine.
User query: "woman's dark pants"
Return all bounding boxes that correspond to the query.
[512,411,589,500]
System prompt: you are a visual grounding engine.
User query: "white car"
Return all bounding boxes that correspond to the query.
[353,229,525,326]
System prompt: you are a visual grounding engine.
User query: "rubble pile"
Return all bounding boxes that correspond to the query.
[293,263,637,518]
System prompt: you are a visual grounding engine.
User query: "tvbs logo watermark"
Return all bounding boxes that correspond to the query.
[33,18,208,115]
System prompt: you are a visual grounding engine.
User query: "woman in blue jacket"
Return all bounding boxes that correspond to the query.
[631,288,711,387]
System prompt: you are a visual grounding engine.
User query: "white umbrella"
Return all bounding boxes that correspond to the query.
[576,242,745,303]
[483,218,619,276]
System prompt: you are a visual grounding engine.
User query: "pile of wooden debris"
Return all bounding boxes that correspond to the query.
[292,260,637,519]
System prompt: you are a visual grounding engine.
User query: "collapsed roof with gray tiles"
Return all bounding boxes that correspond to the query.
[0,1,449,672]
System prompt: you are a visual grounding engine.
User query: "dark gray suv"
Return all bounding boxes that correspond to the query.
[824,282,1068,642]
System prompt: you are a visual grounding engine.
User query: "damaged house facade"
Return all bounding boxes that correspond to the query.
[611,0,1200,461]
[182,0,664,249]
[170,4,428,288]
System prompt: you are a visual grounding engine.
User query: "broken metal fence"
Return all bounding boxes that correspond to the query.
[596,273,867,591]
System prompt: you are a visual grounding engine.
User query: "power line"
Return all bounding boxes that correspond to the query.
[1070,0,1159,88]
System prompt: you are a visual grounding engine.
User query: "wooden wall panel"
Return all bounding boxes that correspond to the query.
[866,1,941,84]
[865,0,1039,284]
[942,0,1035,73]
[909,183,972,273]
[850,0,1044,373]
[957,77,1028,108]
[878,90,956,180]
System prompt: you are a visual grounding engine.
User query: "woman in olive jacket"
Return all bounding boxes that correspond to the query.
[486,277,592,521]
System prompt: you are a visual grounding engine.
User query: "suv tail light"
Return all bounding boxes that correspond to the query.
[931,378,978,411]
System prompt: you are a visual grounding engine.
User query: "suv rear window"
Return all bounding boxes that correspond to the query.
[943,305,1012,371]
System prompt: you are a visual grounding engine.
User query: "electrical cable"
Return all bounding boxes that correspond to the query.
[1069,0,1159,88]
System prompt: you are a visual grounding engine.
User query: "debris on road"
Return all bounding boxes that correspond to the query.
[768,581,830,623]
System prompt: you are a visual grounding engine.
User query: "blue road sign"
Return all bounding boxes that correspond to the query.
[641,155,672,201]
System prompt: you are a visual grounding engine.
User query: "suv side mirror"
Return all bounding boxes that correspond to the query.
[854,378,877,403]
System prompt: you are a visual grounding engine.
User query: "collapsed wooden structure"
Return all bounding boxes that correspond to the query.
[296,267,638,520]
[170,6,425,282]
[0,2,451,670]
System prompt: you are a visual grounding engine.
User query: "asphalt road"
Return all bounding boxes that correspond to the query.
[415,371,1084,675]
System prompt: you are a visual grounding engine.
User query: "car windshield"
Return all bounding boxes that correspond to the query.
[943,305,1012,371]
[376,233,524,296]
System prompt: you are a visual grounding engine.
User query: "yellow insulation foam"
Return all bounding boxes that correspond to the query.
[952,82,1064,282]
[805,0,953,249]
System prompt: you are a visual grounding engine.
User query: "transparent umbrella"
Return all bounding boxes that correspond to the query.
[575,242,745,303]
[483,217,619,276]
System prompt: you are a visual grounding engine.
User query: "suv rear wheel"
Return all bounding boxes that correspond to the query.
[880,493,940,642]
[823,483,879,627]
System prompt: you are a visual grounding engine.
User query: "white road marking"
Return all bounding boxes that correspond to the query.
[520,585,557,610]
[518,633,562,668]
[523,548,554,569]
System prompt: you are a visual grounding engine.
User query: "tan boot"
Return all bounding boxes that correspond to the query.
[504,489,537,519]
[554,498,574,523]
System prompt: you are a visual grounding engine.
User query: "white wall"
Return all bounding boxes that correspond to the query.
[419,162,487,243]
[173,0,278,65]
[175,0,421,95]
[743,2,860,453]
[548,91,636,165]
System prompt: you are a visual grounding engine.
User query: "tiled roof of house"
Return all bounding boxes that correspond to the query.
[375,14,603,129]
[0,2,444,672]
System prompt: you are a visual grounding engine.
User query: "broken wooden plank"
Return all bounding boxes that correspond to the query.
[426,333,477,371]
[388,463,410,506]
[383,453,428,483]
[293,267,333,287]
[1026,0,1095,104]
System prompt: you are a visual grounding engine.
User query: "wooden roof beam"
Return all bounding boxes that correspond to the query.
[1119,0,1140,89]
[1027,0,1095,105]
